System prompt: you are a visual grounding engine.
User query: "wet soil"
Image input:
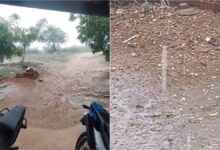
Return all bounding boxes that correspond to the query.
[111,2,220,150]
[0,52,109,149]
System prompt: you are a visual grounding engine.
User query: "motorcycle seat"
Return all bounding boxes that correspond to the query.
[0,106,27,148]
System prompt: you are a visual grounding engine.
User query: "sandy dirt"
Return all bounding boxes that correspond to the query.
[111,2,220,150]
[0,52,109,149]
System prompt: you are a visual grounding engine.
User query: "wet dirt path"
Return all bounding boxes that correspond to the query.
[0,52,109,149]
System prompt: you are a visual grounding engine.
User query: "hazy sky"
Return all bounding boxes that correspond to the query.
[0,4,83,49]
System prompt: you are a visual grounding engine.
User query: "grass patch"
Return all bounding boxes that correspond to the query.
[25,46,91,63]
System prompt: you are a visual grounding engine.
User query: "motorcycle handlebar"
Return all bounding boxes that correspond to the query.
[82,104,90,109]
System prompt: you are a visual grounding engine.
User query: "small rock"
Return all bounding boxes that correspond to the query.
[178,8,198,16]
[179,2,190,9]
[116,9,124,15]
[200,62,207,67]
[136,104,144,109]
[144,103,152,109]
[128,43,136,47]
[168,41,177,48]
[38,79,43,82]
[167,12,172,17]
[205,37,219,46]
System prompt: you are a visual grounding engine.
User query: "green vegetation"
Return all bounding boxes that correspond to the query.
[70,14,109,61]
[0,17,22,63]
[39,25,67,52]
[0,14,67,64]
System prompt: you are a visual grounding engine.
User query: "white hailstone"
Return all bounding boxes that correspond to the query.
[205,36,211,42]
[131,52,136,57]
[181,97,186,101]
[212,76,216,79]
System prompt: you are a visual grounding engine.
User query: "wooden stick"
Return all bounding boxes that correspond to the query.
[123,34,138,43]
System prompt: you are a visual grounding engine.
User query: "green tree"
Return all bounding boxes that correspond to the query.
[39,25,67,52]
[70,14,109,61]
[0,17,22,63]
[18,26,38,64]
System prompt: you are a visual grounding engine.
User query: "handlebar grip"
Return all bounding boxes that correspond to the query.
[82,104,90,109]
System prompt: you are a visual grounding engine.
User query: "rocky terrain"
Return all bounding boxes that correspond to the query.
[111,2,220,150]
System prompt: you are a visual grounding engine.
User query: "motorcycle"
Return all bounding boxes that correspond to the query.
[0,102,109,150]
[0,106,27,150]
[75,102,109,150]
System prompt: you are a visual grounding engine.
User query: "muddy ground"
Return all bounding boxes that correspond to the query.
[111,2,220,150]
[0,51,109,150]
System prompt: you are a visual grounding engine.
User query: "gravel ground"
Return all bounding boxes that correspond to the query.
[111,2,220,150]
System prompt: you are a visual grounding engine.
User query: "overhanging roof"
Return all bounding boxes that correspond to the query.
[0,1,109,17]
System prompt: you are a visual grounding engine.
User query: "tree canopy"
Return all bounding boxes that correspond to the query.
[0,17,22,63]
[18,26,38,64]
[0,13,67,64]
[38,25,67,52]
[70,14,109,61]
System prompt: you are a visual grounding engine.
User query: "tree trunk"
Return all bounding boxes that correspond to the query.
[21,46,26,65]
[52,41,56,52]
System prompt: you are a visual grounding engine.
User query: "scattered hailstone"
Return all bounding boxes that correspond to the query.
[181,97,186,101]
[111,67,116,71]
[158,64,162,67]
[205,36,212,42]
[215,95,219,99]
[198,118,203,121]
[131,52,136,57]
[211,76,216,79]
[209,112,218,116]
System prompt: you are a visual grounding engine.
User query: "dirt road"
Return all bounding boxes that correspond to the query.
[0,52,109,149]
